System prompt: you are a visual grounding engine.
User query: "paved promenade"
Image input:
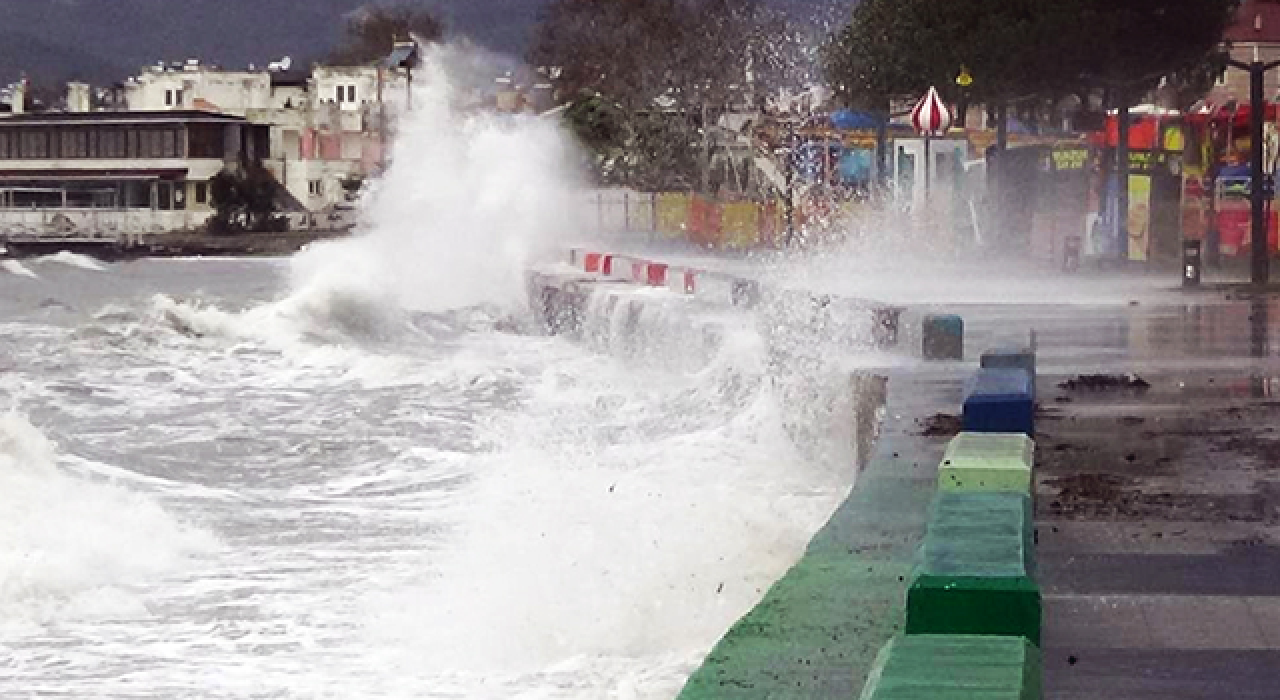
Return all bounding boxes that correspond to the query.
[679,291,1280,699]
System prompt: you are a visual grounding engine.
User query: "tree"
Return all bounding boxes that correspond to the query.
[824,0,1240,117]
[209,165,288,234]
[530,0,687,112]
[532,0,800,109]
[531,0,800,189]
[329,3,444,65]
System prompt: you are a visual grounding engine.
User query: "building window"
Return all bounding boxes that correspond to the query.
[165,89,174,107]
[336,85,345,103]
[347,85,356,103]
[195,182,208,204]
[175,89,184,107]
[309,179,323,196]
[161,129,177,158]
[19,129,49,158]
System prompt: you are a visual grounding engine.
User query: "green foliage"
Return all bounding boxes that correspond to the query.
[564,92,628,155]
[626,109,700,190]
[533,0,795,189]
[531,0,801,109]
[824,0,1241,110]
[562,92,698,189]
[209,165,288,235]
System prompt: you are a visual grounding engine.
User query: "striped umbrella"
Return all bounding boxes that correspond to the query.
[911,86,952,136]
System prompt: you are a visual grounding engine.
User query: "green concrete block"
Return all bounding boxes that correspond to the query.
[678,442,939,700]
[905,493,1041,645]
[859,635,1042,700]
[905,575,1042,647]
[939,432,1034,494]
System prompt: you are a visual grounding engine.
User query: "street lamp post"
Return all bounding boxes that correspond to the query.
[776,121,797,246]
[1227,57,1280,285]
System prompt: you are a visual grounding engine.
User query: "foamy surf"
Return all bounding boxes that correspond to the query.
[0,411,216,624]
[2,260,38,279]
[39,251,108,272]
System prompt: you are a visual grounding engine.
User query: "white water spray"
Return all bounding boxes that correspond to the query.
[289,44,581,316]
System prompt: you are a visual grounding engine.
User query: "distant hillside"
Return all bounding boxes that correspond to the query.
[0,0,852,87]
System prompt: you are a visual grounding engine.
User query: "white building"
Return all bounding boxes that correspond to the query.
[0,111,267,238]
[122,59,411,217]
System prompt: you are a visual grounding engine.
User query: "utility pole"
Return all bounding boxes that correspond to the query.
[1117,100,1131,260]
[702,100,712,195]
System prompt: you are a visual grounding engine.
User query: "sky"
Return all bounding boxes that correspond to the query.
[0,0,848,86]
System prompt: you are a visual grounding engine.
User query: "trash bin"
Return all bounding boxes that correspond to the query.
[1183,238,1203,288]
[1062,235,1081,272]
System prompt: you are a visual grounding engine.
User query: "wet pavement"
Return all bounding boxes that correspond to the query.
[678,291,1280,699]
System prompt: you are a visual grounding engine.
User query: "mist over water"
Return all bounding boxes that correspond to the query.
[0,43,865,699]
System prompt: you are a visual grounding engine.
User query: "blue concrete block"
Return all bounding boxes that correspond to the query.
[963,368,1034,435]
[981,347,1037,399]
[923,314,964,360]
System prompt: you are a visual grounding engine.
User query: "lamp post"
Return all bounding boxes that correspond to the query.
[775,121,798,246]
[1226,57,1280,285]
[387,39,419,113]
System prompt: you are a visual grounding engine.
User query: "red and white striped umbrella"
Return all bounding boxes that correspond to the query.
[911,86,952,136]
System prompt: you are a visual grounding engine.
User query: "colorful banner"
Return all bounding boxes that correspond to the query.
[1128,174,1152,261]
[656,193,690,238]
[721,201,760,249]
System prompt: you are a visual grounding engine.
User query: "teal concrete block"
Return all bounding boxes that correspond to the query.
[923,314,964,360]
[981,347,1037,399]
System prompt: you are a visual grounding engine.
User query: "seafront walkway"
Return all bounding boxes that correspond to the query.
[678,292,1280,699]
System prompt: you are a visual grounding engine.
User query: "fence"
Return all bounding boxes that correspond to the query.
[583,188,790,250]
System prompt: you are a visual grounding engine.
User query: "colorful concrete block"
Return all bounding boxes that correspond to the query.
[906,492,1041,645]
[939,432,1035,494]
[859,635,1043,700]
[963,368,1034,435]
[981,347,1037,399]
[922,314,964,360]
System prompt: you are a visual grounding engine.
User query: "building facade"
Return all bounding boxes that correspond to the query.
[0,111,266,238]
[121,60,410,218]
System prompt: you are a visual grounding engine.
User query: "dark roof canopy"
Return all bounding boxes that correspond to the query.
[0,110,248,127]
[270,70,311,88]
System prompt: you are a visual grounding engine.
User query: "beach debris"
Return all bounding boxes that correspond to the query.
[918,412,962,436]
[1057,373,1151,391]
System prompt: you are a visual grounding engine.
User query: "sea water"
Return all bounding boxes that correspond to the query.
[0,46,862,698]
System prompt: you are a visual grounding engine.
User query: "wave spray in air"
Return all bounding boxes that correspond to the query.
[288,44,581,317]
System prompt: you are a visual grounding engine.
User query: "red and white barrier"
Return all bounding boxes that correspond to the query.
[566,248,759,307]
